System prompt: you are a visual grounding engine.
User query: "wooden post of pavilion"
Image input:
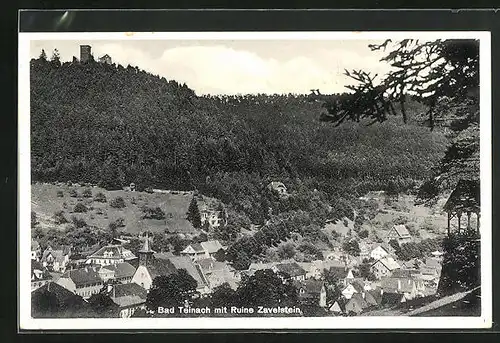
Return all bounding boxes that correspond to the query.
[447,212,451,236]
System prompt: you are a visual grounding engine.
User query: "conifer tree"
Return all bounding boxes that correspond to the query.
[187,196,201,229]
[39,49,47,61]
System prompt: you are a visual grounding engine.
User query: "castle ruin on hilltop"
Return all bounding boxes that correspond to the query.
[76,44,112,65]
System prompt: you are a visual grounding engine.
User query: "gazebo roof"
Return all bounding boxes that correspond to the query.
[443,180,480,214]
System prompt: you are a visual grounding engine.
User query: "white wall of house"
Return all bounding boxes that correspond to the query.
[56,277,76,293]
[131,265,153,290]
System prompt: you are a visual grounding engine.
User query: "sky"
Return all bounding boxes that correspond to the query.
[30,39,394,95]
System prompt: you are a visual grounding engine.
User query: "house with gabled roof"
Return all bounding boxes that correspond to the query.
[41,246,71,272]
[345,293,369,315]
[341,280,364,300]
[103,282,147,318]
[370,256,401,279]
[329,299,346,315]
[294,279,327,307]
[31,240,41,261]
[181,240,223,261]
[31,282,93,318]
[86,244,137,266]
[196,257,239,290]
[364,288,383,307]
[56,265,104,299]
[99,262,136,284]
[370,245,390,261]
[168,255,211,295]
[380,291,406,308]
[387,224,412,245]
[131,236,177,291]
[31,260,52,291]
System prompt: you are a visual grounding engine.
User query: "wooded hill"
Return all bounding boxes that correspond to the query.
[30,55,448,226]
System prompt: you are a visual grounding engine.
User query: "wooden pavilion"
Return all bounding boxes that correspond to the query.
[443,180,480,236]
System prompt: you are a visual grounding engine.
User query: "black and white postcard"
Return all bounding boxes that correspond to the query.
[18,31,492,330]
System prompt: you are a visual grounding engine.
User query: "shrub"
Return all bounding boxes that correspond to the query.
[82,188,93,198]
[53,210,68,224]
[115,217,125,227]
[394,215,408,225]
[142,206,165,220]
[69,189,78,198]
[73,203,88,213]
[110,197,126,209]
[277,243,296,259]
[298,243,323,260]
[359,229,369,239]
[31,211,39,227]
[56,190,64,198]
[71,216,87,228]
[94,192,107,203]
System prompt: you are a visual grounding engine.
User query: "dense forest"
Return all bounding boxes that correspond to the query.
[31,53,447,230]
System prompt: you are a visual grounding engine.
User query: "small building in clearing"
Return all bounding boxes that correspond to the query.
[387,225,412,245]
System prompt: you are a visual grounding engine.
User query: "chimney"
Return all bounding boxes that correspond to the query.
[380,287,384,295]
[397,279,401,291]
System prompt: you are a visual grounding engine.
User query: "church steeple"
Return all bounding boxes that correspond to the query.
[138,233,154,266]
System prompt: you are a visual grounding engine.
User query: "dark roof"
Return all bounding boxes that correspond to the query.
[348,293,369,310]
[381,292,405,307]
[295,280,325,297]
[350,279,366,293]
[154,252,175,259]
[327,266,349,279]
[62,267,102,286]
[392,269,419,278]
[101,262,136,279]
[145,257,177,279]
[197,258,228,273]
[31,261,52,281]
[275,262,306,277]
[190,243,204,253]
[365,289,383,306]
[32,282,90,316]
[443,179,480,213]
[112,283,147,299]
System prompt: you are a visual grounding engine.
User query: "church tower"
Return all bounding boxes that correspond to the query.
[138,233,154,266]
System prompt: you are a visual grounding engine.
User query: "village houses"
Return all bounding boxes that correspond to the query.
[86,244,137,266]
[370,256,401,279]
[31,240,42,261]
[294,279,327,307]
[98,262,136,284]
[31,260,53,291]
[56,265,104,299]
[41,245,71,273]
[387,224,412,245]
[181,240,224,261]
[103,282,147,318]
[272,262,307,281]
